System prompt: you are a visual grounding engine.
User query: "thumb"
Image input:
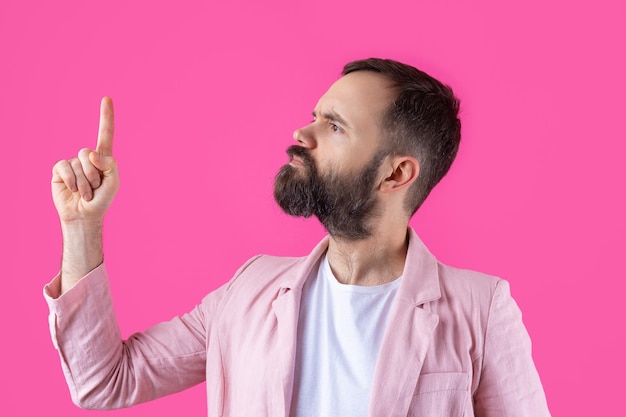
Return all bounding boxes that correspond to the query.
[89,151,116,174]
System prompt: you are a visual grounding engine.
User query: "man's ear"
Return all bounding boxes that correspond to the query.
[380,156,420,193]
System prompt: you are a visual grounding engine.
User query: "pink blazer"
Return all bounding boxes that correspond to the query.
[45,228,550,416]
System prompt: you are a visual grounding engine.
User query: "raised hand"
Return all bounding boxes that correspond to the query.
[51,97,119,224]
[50,97,121,292]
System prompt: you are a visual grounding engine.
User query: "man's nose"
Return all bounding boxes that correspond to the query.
[293,125,316,148]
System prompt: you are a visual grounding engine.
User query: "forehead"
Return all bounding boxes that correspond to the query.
[316,71,396,130]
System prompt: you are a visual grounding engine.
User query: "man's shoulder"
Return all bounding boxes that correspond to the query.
[433,260,506,312]
[437,261,502,290]
[236,253,308,278]
[405,228,502,293]
[406,228,503,302]
[198,254,313,324]
[221,253,312,292]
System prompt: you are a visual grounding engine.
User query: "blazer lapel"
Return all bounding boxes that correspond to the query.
[367,229,442,417]
[270,236,330,417]
[272,287,300,417]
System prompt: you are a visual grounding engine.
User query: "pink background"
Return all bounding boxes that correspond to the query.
[1,0,624,415]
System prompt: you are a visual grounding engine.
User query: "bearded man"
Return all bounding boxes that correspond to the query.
[45,58,551,416]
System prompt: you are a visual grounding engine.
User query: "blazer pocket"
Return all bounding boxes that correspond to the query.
[409,372,471,417]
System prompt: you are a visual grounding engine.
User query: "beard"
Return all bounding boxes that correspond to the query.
[273,145,386,240]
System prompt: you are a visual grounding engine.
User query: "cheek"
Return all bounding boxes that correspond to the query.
[316,154,343,175]
[342,149,373,172]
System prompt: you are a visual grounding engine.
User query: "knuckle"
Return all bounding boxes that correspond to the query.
[52,159,66,172]
[53,159,72,176]
[78,147,92,157]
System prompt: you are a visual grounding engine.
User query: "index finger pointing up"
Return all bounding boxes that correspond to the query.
[96,96,114,156]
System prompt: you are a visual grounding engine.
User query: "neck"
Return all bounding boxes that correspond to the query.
[326,221,409,286]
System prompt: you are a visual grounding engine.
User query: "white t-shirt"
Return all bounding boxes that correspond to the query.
[290,254,402,417]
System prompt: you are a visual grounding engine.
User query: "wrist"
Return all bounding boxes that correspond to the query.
[60,218,103,231]
[60,219,105,294]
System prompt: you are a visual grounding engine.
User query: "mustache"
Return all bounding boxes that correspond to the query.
[286,145,315,168]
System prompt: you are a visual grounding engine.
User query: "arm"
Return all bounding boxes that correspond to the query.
[473,280,551,417]
[44,253,263,409]
[46,98,209,408]
[45,265,210,409]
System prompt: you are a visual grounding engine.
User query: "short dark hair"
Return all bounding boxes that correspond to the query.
[342,58,461,215]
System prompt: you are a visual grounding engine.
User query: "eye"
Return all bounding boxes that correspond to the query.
[329,122,343,133]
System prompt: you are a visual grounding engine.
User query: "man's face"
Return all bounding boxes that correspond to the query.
[274,72,395,240]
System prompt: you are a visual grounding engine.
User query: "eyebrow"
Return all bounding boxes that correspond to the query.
[312,110,351,130]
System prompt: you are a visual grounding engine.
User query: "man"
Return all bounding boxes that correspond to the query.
[45,58,551,416]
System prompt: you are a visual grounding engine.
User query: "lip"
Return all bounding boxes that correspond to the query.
[289,156,304,167]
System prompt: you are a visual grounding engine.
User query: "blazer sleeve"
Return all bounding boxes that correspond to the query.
[472,280,551,417]
[44,263,228,410]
